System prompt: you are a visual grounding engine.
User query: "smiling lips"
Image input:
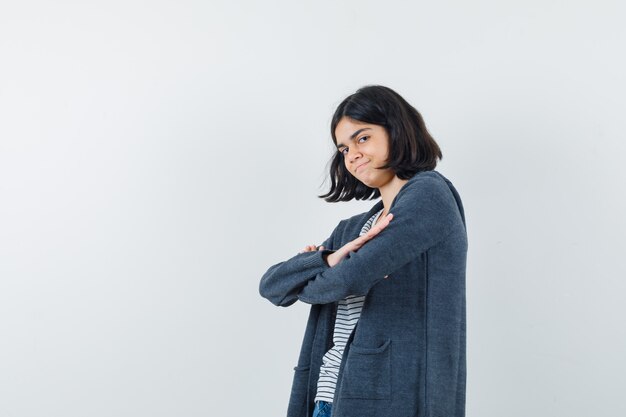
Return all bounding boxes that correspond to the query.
[356,161,369,172]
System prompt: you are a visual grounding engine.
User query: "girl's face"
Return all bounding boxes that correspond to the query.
[334,116,396,189]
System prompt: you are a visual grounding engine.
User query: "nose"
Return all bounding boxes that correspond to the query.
[346,147,362,164]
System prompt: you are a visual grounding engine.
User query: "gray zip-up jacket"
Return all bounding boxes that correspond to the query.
[259,170,468,417]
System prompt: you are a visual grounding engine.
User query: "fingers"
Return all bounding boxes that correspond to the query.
[340,213,394,254]
[301,213,393,255]
[299,245,314,253]
[374,213,393,231]
[300,214,393,254]
[299,244,325,254]
[362,213,394,242]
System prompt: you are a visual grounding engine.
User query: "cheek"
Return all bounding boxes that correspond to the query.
[379,143,389,159]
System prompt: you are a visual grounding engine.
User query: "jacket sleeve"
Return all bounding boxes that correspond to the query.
[258,221,342,307]
[296,175,462,305]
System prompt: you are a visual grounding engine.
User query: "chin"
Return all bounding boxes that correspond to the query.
[356,177,379,189]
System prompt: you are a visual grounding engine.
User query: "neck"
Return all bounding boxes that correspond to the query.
[378,176,409,217]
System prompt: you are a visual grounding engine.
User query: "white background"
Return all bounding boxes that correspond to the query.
[1,1,625,416]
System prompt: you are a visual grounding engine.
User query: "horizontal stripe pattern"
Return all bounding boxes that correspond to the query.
[314,208,384,404]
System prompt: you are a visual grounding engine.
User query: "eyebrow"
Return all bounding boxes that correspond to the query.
[336,128,372,149]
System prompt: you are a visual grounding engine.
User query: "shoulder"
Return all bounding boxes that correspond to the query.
[408,170,449,187]
[397,170,455,201]
[389,170,465,231]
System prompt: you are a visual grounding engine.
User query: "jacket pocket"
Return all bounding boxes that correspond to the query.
[339,339,391,400]
[287,365,310,417]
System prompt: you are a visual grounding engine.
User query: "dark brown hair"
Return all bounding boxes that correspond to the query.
[319,85,442,202]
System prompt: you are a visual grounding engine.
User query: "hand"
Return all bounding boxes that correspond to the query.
[325,213,394,275]
[298,244,325,254]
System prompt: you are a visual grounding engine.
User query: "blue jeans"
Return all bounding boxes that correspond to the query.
[312,400,332,417]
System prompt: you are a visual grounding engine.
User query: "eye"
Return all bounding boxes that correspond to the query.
[339,136,368,156]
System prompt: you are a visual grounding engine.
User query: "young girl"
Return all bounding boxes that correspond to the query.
[259,85,468,417]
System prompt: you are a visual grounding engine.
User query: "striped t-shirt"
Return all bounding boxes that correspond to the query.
[314,208,385,403]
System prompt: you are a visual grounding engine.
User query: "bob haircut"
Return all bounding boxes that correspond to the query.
[319,85,442,203]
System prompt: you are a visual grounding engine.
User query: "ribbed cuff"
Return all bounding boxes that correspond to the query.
[299,249,336,270]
